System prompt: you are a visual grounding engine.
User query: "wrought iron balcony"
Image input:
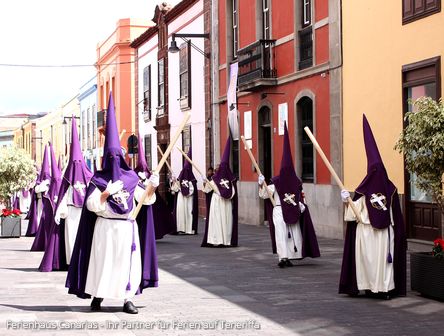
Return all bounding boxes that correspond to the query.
[237,39,277,91]
[97,109,106,128]
[299,26,313,70]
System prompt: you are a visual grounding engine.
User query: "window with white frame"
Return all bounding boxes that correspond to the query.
[232,0,239,58]
[143,65,151,121]
[262,0,270,40]
[302,0,311,27]
[179,41,191,110]
[158,59,165,115]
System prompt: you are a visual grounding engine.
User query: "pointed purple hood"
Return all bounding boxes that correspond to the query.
[134,134,151,178]
[178,147,196,196]
[355,114,396,230]
[272,123,303,224]
[39,145,51,183]
[213,136,236,199]
[47,142,62,208]
[59,117,93,207]
[91,92,139,215]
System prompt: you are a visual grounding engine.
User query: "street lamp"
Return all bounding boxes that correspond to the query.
[168,33,210,57]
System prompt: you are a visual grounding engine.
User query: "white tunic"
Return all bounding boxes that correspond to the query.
[259,184,303,260]
[19,191,31,213]
[34,182,48,227]
[203,180,234,245]
[171,180,195,234]
[85,185,155,300]
[55,186,82,264]
[345,196,395,293]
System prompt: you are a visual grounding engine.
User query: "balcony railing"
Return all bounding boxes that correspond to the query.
[299,26,313,70]
[237,39,277,90]
[97,109,106,128]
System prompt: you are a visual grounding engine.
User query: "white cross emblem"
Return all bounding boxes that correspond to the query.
[370,193,387,211]
[112,189,130,210]
[283,193,297,206]
[219,179,230,189]
[181,179,189,187]
[53,195,58,203]
[73,181,86,196]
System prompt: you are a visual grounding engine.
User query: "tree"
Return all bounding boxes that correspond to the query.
[395,96,444,213]
[0,146,37,207]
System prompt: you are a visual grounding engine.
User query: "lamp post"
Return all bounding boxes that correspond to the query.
[168,33,210,57]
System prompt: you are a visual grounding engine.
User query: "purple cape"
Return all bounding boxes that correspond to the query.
[339,193,407,296]
[134,136,175,239]
[264,187,320,258]
[272,123,303,224]
[65,182,158,298]
[30,144,55,251]
[201,181,238,247]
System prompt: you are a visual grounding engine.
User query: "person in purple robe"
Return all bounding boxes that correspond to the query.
[31,143,60,251]
[201,137,238,247]
[258,123,320,267]
[339,114,406,299]
[66,93,159,314]
[171,147,198,235]
[134,134,175,240]
[39,117,93,271]
[26,149,50,237]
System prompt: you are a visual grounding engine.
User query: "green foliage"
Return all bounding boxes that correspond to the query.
[0,146,37,204]
[395,97,444,212]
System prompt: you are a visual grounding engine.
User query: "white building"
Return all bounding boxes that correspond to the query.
[78,77,98,171]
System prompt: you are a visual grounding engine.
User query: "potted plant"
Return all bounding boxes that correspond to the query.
[0,146,36,237]
[1,208,22,237]
[395,96,444,300]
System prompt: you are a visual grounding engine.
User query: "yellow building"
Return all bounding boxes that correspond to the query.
[343,0,443,242]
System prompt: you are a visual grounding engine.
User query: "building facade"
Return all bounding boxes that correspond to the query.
[79,78,99,172]
[342,0,443,244]
[96,18,152,167]
[214,0,343,238]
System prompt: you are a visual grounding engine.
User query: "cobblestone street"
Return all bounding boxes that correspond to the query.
[0,219,443,335]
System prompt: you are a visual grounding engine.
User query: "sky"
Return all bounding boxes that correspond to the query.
[0,0,160,116]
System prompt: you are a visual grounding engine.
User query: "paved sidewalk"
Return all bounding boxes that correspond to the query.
[0,218,443,335]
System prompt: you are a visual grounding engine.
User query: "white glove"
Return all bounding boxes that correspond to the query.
[201,175,207,182]
[55,214,61,225]
[36,179,50,193]
[341,190,351,203]
[298,202,306,213]
[258,174,265,186]
[138,171,147,181]
[148,173,160,188]
[105,180,124,195]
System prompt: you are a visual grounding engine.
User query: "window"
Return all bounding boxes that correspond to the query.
[181,124,192,166]
[143,65,151,121]
[158,58,165,115]
[297,97,314,182]
[302,0,311,27]
[144,134,152,170]
[179,41,191,110]
[402,56,441,202]
[262,0,271,40]
[232,0,239,58]
[403,0,441,24]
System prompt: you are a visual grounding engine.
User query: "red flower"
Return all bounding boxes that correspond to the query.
[12,209,21,216]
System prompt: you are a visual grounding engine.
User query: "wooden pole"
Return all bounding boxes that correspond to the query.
[177,146,218,193]
[157,145,173,175]
[130,112,191,219]
[119,129,126,141]
[240,136,276,206]
[303,127,362,223]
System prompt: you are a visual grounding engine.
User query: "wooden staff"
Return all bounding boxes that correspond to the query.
[157,145,173,175]
[119,129,126,141]
[130,112,191,219]
[240,136,276,206]
[177,146,218,193]
[304,127,362,223]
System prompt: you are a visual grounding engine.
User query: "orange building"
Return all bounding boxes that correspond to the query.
[96,18,152,162]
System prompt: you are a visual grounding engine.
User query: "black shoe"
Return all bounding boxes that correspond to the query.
[277,260,286,268]
[123,301,138,314]
[90,297,103,311]
[284,259,293,267]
